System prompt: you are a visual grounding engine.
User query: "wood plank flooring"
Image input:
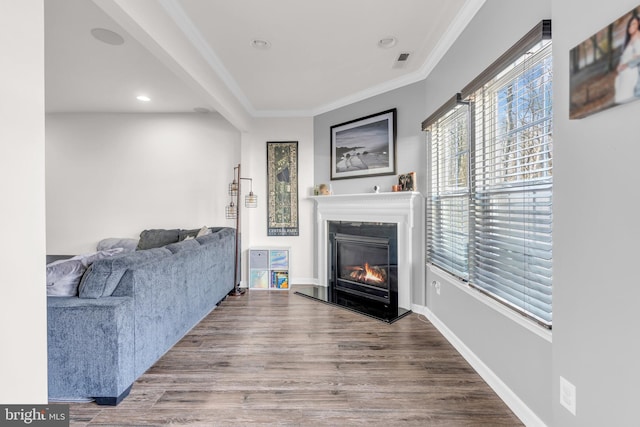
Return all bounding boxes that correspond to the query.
[64,286,523,426]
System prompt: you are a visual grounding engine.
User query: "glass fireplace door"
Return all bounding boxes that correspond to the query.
[334,234,390,302]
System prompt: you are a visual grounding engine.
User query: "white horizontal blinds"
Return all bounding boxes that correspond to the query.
[470,40,553,327]
[427,102,470,280]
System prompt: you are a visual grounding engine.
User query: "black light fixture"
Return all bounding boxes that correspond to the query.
[226,164,257,296]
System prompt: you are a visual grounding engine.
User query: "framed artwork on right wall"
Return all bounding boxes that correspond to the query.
[570,5,640,119]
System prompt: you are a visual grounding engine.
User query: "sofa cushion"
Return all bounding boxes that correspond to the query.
[195,232,220,245]
[78,247,172,299]
[178,228,199,241]
[136,229,180,250]
[46,258,86,297]
[164,239,200,254]
[97,237,139,253]
[195,228,233,245]
[77,248,124,267]
[47,249,124,297]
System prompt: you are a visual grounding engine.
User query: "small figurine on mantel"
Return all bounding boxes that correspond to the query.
[398,172,416,191]
[318,183,331,195]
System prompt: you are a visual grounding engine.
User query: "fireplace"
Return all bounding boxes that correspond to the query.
[329,222,397,308]
[294,192,421,323]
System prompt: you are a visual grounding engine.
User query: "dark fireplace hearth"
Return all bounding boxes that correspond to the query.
[295,221,410,323]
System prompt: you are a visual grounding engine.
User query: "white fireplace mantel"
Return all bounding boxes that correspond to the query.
[312,192,423,310]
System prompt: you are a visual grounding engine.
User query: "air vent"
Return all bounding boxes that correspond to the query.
[393,52,412,69]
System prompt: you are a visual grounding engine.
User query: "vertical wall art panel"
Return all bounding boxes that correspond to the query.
[267,141,299,236]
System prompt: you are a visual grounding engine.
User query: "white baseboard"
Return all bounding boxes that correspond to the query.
[291,277,320,286]
[411,303,547,427]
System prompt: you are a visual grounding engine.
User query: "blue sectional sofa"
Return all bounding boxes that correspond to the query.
[47,227,236,405]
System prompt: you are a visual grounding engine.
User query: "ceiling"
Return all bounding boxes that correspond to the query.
[45,0,483,129]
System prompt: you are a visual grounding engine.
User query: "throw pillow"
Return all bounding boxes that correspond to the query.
[46,259,86,297]
[178,228,199,241]
[78,248,124,267]
[46,248,124,297]
[136,229,180,250]
[97,238,139,253]
[196,226,212,238]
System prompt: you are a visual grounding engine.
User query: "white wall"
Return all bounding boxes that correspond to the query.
[0,0,48,403]
[552,1,640,425]
[46,113,240,254]
[239,117,315,284]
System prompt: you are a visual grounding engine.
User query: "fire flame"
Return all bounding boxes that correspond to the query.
[347,263,386,285]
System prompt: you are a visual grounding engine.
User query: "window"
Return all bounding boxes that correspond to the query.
[426,96,470,280]
[423,21,553,328]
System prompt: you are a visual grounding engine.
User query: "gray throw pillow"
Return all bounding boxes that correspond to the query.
[178,228,199,241]
[136,229,180,250]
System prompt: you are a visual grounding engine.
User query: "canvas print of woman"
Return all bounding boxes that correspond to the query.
[615,11,640,103]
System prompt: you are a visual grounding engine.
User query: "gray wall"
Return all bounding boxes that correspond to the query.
[314,80,427,195]
[314,80,427,303]
[423,1,553,424]
[315,1,640,425]
[314,1,556,425]
[552,0,640,425]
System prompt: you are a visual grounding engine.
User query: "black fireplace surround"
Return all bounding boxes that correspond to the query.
[295,221,410,323]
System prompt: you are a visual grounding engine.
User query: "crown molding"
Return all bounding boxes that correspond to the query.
[161,0,486,119]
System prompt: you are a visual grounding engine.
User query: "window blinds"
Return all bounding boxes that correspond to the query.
[469,41,553,327]
[424,20,553,328]
[427,101,470,280]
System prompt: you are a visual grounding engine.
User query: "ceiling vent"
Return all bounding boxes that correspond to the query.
[393,52,412,69]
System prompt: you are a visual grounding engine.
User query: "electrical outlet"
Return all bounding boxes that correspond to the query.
[560,376,576,415]
[431,280,441,295]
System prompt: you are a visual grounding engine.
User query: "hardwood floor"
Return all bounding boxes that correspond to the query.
[65,287,523,426]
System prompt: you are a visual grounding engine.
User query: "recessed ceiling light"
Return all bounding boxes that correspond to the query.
[136,95,151,102]
[250,39,271,49]
[91,28,125,46]
[378,36,397,49]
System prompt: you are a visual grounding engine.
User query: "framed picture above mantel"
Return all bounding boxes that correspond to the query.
[330,108,397,180]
